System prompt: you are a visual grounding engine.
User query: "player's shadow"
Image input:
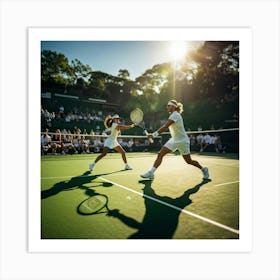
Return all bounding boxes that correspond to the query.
[41,170,123,199]
[126,178,211,239]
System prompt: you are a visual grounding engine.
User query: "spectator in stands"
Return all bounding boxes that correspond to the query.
[63,134,77,154]
[95,125,101,134]
[72,136,80,153]
[59,105,64,112]
[52,129,65,154]
[92,137,103,153]
[120,138,128,148]
[215,134,226,153]
[127,138,134,152]
[73,127,81,137]
[196,133,203,146]
[200,133,211,152]
[210,134,218,147]
[197,125,203,131]
[189,134,196,146]
[79,135,90,154]
[41,129,52,155]
[41,129,59,155]
[65,114,71,123]
[89,129,95,139]
[46,116,52,128]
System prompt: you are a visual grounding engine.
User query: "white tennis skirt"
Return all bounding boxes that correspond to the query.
[104,138,120,149]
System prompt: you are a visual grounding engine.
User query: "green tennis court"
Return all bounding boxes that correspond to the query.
[41,152,239,239]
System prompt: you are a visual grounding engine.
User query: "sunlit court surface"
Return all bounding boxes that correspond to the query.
[41,151,239,239]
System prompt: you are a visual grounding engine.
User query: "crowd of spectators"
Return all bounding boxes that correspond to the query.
[41,104,113,130]
[41,128,160,155]
[41,126,226,156]
[41,101,230,155]
[188,132,226,153]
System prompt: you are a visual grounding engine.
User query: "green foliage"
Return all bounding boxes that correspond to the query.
[41,42,239,127]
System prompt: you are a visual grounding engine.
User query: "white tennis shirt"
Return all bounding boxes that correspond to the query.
[108,122,120,140]
[168,111,189,143]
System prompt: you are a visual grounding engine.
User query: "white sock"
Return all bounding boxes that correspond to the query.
[149,167,157,174]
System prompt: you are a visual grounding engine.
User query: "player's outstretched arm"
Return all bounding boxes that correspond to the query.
[116,124,135,130]
[148,120,174,139]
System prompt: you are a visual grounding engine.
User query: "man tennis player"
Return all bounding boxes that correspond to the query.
[89,114,134,172]
[141,100,209,180]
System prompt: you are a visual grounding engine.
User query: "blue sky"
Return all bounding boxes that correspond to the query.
[41,41,203,80]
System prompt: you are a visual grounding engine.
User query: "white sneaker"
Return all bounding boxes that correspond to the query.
[201,167,209,179]
[125,164,133,170]
[140,171,154,179]
[89,163,95,171]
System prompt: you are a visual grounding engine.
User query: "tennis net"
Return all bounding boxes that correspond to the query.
[40,127,238,155]
[40,130,162,155]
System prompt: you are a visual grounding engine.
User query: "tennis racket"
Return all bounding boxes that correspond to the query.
[130,108,153,144]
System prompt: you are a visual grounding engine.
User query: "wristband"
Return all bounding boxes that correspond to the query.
[152,131,159,138]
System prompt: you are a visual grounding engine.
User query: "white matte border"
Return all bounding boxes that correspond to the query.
[28,27,252,253]
[1,0,279,279]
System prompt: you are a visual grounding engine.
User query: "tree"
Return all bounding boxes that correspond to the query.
[41,50,74,83]
[41,50,75,93]
[71,59,92,85]
[118,69,130,80]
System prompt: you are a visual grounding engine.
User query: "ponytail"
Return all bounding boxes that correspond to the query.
[104,115,113,128]
[176,102,184,113]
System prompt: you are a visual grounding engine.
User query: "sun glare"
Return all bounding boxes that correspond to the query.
[169,41,188,61]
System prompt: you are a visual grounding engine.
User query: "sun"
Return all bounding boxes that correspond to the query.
[169,41,188,61]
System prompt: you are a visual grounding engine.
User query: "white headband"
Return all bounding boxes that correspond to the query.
[167,101,177,107]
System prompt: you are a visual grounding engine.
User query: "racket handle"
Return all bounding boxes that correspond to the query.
[144,130,154,144]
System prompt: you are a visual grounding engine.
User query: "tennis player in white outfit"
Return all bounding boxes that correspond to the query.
[89,114,134,172]
[141,100,209,180]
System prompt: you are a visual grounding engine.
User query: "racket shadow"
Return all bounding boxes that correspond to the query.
[41,170,124,199]
[127,178,211,239]
[76,186,141,229]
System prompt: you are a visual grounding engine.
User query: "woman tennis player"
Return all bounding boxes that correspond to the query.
[141,100,209,180]
[89,114,134,172]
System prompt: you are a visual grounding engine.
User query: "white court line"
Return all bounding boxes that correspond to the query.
[99,177,239,235]
[214,181,239,187]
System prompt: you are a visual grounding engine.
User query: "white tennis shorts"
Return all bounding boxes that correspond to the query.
[164,138,190,155]
[104,138,120,149]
